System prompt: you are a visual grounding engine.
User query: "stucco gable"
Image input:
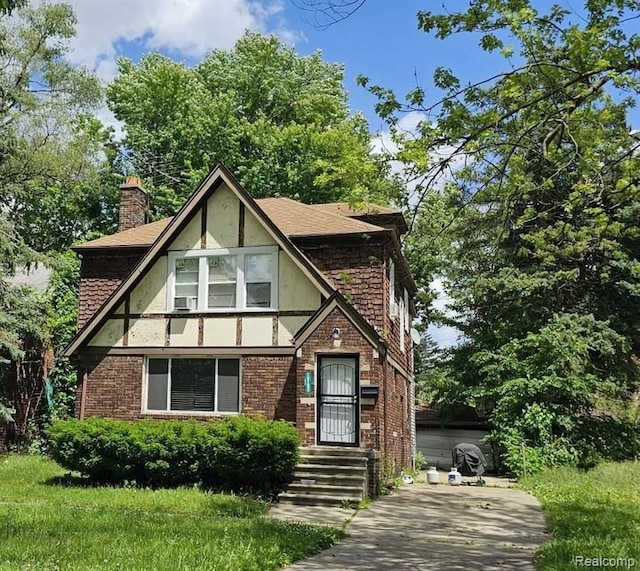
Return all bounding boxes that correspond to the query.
[64,164,335,356]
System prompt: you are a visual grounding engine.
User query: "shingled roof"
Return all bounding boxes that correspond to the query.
[74,197,396,250]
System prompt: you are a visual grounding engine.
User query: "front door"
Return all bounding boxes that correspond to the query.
[317,356,359,446]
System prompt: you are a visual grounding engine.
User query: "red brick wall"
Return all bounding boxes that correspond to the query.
[241,356,296,423]
[79,355,143,420]
[77,252,145,327]
[382,246,414,375]
[301,240,386,328]
[79,354,297,425]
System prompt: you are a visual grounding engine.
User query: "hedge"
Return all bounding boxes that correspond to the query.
[46,416,299,492]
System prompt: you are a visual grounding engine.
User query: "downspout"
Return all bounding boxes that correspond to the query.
[79,368,88,420]
[382,242,389,458]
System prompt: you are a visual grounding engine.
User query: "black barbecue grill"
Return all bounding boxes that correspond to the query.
[452,443,487,485]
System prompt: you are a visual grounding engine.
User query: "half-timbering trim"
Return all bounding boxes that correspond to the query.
[200,198,207,249]
[64,164,334,357]
[106,310,317,320]
[81,346,296,356]
[123,295,130,346]
[238,202,245,247]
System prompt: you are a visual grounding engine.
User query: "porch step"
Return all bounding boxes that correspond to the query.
[292,471,367,489]
[277,492,362,506]
[299,454,368,467]
[300,446,369,458]
[286,483,364,497]
[278,447,370,506]
[294,463,366,476]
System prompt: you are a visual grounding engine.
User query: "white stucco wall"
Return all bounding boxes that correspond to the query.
[241,317,273,345]
[130,257,167,313]
[128,318,166,345]
[202,317,237,346]
[169,317,199,346]
[244,210,275,247]
[206,185,239,248]
[88,319,124,346]
[278,316,309,345]
[169,215,201,251]
[278,252,320,310]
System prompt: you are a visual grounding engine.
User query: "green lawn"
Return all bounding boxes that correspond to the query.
[0,455,341,571]
[522,461,640,571]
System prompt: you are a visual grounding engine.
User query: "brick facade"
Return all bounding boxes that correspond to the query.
[79,355,143,420]
[77,252,145,327]
[241,356,296,423]
[73,201,415,475]
[300,239,386,328]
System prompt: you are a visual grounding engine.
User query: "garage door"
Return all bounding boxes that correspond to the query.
[416,428,495,471]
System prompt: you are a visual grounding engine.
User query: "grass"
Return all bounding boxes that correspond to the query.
[521,461,640,571]
[0,455,341,571]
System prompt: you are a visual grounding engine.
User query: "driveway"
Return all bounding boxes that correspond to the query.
[281,482,548,570]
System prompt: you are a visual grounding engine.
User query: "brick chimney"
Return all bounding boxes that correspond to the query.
[118,176,148,232]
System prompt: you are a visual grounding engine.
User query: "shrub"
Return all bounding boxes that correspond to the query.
[46,417,299,493]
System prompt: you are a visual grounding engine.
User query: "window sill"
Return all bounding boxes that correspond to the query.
[142,410,240,417]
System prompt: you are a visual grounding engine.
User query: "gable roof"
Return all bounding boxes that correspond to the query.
[257,198,385,237]
[75,198,390,251]
[64,164,336,356]
[307,202,400,216]
[294,291,386,354]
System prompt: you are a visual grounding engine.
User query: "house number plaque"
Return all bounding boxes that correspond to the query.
[304,371,314,394]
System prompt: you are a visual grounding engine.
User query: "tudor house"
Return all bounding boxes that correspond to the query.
[64,164,416,475]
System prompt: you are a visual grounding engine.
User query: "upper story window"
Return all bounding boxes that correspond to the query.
[169,246,278,312]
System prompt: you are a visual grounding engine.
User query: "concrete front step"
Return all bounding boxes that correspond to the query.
[278,446,371,506]
[278,492,362,506]
[299,454,368,467]
[292,471,367,488]
[294,463,367,476]
[287,483,364,497]
[300,446,370,458]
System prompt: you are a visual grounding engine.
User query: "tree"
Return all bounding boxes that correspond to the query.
[359,0,640,473]
[107,31,400,217]
[0,2,114,253]
[0,2,110,443]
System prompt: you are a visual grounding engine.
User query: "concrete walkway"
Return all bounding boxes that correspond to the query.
[270,481,548,570]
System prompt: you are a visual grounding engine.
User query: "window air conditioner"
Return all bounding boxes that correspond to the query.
[174,296,196,311]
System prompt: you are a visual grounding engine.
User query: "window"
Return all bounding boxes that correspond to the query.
[169,247,277,311]
[389,258,399,317]
[404,288,410,332]
[146,358,240,413]
[245,253,273,308]
[208,256,236,308]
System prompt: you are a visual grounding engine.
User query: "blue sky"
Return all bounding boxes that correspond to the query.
[63,1,526,131]
[65,1,638,133]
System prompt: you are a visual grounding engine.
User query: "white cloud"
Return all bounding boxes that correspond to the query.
[65,0,292,82]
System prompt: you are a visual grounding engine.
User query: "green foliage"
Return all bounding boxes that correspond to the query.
[0,455,341,571]
[44,252,81,419]
[414,450,428,470]
[107,31,400,217]
[365,0,640,472]
[522,462,640,569]
[47,417,300,493]
[0,4,115,253]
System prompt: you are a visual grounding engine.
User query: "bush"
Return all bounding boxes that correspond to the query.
[46,417,299,493]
